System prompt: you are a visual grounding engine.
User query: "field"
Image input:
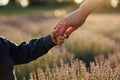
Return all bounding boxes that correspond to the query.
[0,13,120,80]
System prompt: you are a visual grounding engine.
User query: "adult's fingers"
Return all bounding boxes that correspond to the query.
[65,26,77,37]
[54,20,62,30]
[59,24,68,36]
[54,20,64,37]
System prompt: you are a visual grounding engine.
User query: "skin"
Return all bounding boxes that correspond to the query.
[51,31,66,45]
[54,0,106,37]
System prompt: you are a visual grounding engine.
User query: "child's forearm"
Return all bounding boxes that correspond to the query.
[9,35,56,65]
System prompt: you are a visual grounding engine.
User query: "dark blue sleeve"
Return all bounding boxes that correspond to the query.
[7,35,56,65]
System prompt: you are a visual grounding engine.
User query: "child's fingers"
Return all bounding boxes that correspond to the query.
[51,32,59,44]
[56,35,67,45]
[57,38,64,43]
[57,37,64,45]
[52,30,59,37]
[57,36,65,40]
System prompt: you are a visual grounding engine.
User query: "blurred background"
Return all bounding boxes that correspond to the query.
[0,0,120,80]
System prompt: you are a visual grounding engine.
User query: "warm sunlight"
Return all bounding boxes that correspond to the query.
[17,0,29,7]
[111,0,119,8]
[74,0,84,4]
[57,0,63,3]
[54,9,67,17]
[0,0,9,6]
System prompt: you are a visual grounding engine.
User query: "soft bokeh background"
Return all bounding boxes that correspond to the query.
[0,0,120,80]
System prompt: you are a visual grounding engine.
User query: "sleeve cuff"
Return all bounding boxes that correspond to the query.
[42,35,56,50]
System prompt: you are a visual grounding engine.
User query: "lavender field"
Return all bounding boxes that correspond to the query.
[0,13,120,80]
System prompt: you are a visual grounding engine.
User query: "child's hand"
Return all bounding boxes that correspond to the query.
[56,36,66,45]
[51,31,57,44]
[51,30,66,45]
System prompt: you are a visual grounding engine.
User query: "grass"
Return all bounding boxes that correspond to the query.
[29,53,120,80]
[0,13,119,80]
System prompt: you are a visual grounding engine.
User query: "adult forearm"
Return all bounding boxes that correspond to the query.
[77,0,106,17]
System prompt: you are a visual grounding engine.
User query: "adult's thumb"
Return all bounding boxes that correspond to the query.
[65,26,76,38]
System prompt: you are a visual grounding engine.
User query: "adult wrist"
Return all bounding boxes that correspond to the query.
[75,9,87,25]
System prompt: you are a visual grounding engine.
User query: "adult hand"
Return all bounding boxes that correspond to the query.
[54,0,105,37]
[54,9,87,37]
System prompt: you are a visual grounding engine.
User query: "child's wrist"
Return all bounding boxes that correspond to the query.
[50,34,57,44]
